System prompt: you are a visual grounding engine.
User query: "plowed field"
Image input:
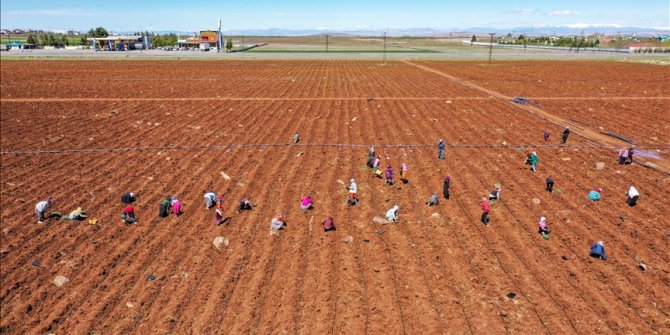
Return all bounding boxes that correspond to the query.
[1,60,669,334]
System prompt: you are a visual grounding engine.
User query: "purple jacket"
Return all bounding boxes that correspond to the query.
[385,167,393,179]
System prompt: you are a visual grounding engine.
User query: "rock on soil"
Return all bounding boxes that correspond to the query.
[53,275,69,287]
[595,162,605,170]
[372,216,390,225]
[213,236,229,249]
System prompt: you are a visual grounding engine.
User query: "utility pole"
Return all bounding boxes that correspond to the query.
[325,34,329,52]
[383,31,387,65]
[217,18,222,53]
[488,33,495,63]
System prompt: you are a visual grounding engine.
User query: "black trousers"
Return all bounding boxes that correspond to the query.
[546,181,554,192]
[627,195,639,207]
[481,212,489,224]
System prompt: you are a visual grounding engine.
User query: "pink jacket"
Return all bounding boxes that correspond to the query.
[301,197,313,206]
[539,217,547,230]
[172,199,181,215]
[481,201,490,213]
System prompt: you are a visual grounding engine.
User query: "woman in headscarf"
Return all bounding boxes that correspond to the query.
[588,188,603,201]
[323,217,336,232]
[426,192,439,206]
[443,175,451,199]
[385,165,394,186]
[347,179,358,206]
[538,216,550,235]
[400,162,408,183]
[590,241,607,260]
[626,186,639,207]
[300,195,314,210]
[386,205,400,222]
[270,213,287,235]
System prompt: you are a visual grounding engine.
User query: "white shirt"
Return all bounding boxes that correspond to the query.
[271,218,284,230]
[349,182,357,194]
[204,192,215,200]
[386,207,399,221]
[35,200,50,213]
[627,187,639,197]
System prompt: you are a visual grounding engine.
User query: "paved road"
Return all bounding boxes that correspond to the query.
[2,48,669,61]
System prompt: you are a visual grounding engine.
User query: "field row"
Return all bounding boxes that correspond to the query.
[3,60,669,100]
[417,61,670,98]
[0,60,486,99]
[1,145,669,333]
[1,99,597,152]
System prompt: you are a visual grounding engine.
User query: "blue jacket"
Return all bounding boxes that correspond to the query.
[438,142,445,150]
[590,243,607,260]
[588,191,601,201]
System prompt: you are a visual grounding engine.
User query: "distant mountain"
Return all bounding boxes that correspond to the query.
[102,26,669,38]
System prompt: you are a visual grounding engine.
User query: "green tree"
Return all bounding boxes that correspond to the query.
[226,38,233,51]
[79,35,88,46]
[37,32,48,46]
[87,27,108,38]
[26,33,37,45]
[152,34,164,47]
[59,34,68,47]
[471,35,477,43]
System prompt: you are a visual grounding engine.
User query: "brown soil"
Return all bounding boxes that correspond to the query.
[1,60,669,334]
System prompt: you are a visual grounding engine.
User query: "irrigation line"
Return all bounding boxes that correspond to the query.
[398,161,466,334]
[291,158,324,334]
[343,161,372,335]
[486,151,665,331]
[445,147,552,333]
[475,151,585,334]
[216,145,283,327]
[376,231,409,335]
[3,96,667,103]
[4,143,666,156]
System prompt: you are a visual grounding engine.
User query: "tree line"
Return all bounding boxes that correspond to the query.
[22,26,235,50]
[496,34,601,48]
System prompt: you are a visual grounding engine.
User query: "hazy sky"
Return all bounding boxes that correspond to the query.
[1,0,669,32]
